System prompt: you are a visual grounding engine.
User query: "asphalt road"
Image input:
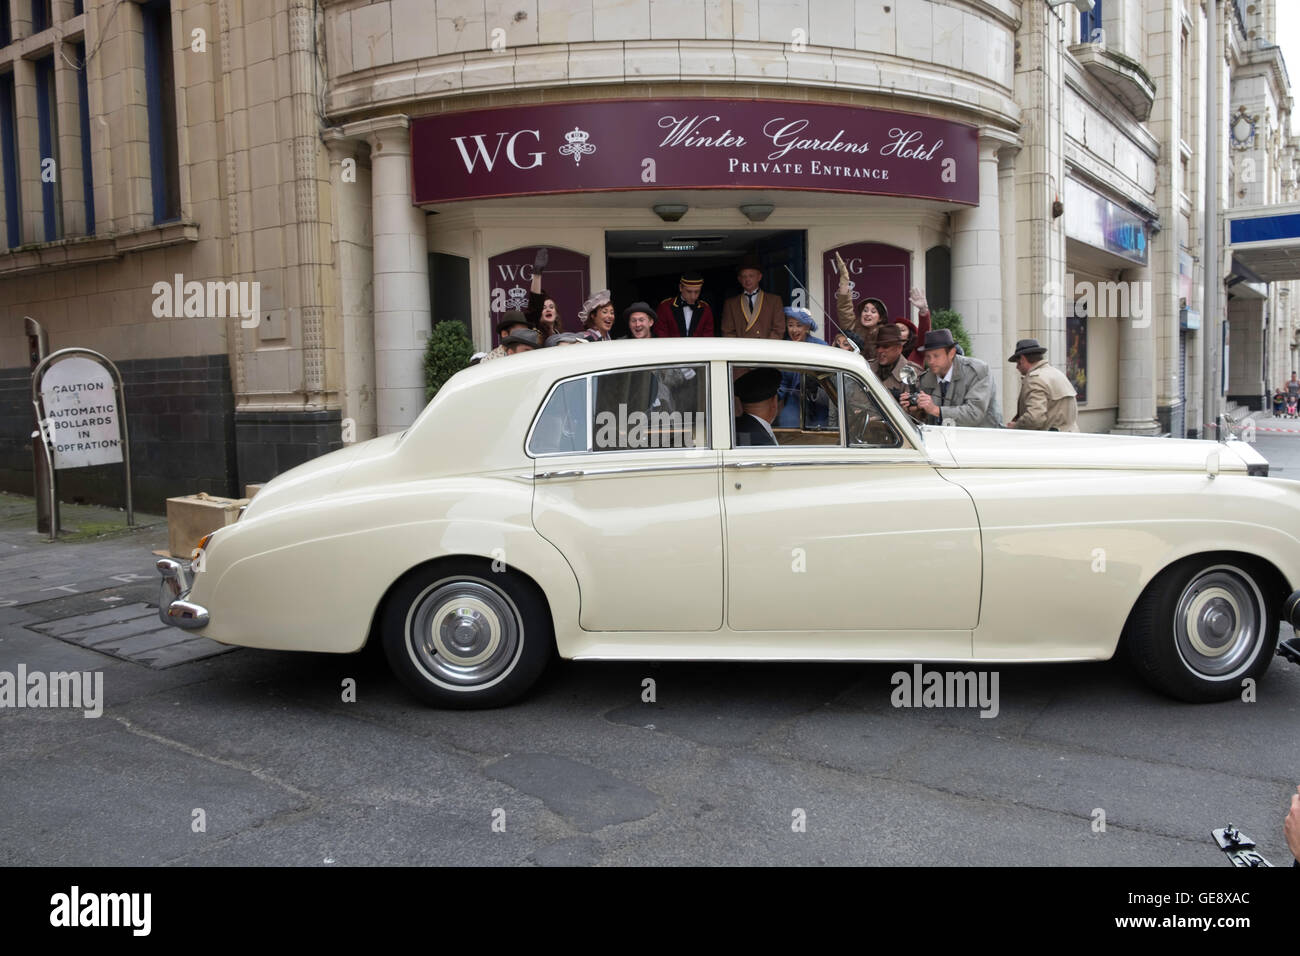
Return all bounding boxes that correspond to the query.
[2,430,1299,867]
[4,594,1298,867]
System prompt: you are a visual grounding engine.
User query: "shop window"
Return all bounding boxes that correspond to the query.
[74,40,94,235]
[34,55,61,241]
[141,0,180,223]
[0,71,18,248]
[925,245,951,312]
[428,252,471,340]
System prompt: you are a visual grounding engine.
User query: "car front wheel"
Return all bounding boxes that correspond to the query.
[381,563,553,708]
[1125,557,1277,702]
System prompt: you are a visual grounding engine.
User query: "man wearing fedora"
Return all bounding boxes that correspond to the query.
[902,328,1003,428]
[1007,339,1079,431]
[870,323,922,400]
[721,256,784,340]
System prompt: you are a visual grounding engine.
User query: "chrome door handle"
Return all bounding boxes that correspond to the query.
[535,469,586,479]
[728,461,775,468]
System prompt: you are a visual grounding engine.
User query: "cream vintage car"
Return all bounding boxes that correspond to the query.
[158,339,1300,707]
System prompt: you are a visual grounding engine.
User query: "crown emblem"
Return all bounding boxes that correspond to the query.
[507,284,529,308]
[558,126,597,166]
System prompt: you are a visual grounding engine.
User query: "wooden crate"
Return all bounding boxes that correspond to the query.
[166,494,248,558]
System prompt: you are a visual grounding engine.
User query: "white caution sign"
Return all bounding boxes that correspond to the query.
[39,356,123,469]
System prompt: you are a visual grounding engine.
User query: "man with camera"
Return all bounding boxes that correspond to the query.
[870,323,922,408]
[901,328,1003,428]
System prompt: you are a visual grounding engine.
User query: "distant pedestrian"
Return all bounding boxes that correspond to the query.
[1007,339,1079,432]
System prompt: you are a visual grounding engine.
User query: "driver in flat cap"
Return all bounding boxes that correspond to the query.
[733,367,783,446]
[655,273,715,338]
[1007,339,1079,431]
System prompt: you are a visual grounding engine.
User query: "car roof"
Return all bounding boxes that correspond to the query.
[402,338,902,473]
[457,338,868,386]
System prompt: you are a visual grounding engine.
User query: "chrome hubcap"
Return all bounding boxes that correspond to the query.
[1174,567,1262,678]
[407,580,521,687]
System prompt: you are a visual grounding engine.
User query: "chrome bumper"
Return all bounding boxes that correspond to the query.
[157,558,210,630]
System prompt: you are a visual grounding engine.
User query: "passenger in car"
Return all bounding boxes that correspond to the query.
[733,367,782,446]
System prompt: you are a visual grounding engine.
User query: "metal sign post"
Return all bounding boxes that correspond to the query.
[30,348,134,541]
[24,317,53,533]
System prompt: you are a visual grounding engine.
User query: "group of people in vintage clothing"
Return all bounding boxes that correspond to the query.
[477,246,1079,432]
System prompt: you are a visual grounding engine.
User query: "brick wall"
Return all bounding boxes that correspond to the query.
[0,353,237,512]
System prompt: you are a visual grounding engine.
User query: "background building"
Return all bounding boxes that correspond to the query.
[0,0,1296,510]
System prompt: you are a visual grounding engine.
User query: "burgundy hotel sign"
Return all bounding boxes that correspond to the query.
[411,99,979,205]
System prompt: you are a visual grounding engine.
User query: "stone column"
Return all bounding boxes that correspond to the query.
[366,119,431,434]
[998,143,1021,417]
[952,132,1012,409]
[1112,264,1161,435]
[323,131,378,444]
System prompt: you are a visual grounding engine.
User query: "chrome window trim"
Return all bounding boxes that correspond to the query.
[725,457,926,468]
[536,460,719,480]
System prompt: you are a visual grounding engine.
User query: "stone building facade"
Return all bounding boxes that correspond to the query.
[0,0,1295,510]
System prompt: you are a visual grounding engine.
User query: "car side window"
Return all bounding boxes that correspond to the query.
[528,378,588,455]
[733,364,842,447]
[844,374,903,448]
[591,365,708,451]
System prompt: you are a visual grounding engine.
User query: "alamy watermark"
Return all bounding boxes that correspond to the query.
[50,886,150,936]
[151,274,261,329]
[0,665,102,718]
[594,404,704,449]
[1043,273,1152,328]
[890,664,999,718]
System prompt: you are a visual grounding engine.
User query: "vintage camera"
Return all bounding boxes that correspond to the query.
[895,364,921,410]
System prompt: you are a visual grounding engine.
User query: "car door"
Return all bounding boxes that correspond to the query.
[530,363,723,631]
[722,362,982,632]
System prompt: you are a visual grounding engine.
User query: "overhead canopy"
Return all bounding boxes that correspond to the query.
[1226,202,1300,282]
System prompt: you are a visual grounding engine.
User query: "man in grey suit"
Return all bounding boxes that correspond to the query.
[901,329,1003,428]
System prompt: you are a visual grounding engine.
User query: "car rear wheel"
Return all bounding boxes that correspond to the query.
[381,563,553,708]
[1124,557,1277,702]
